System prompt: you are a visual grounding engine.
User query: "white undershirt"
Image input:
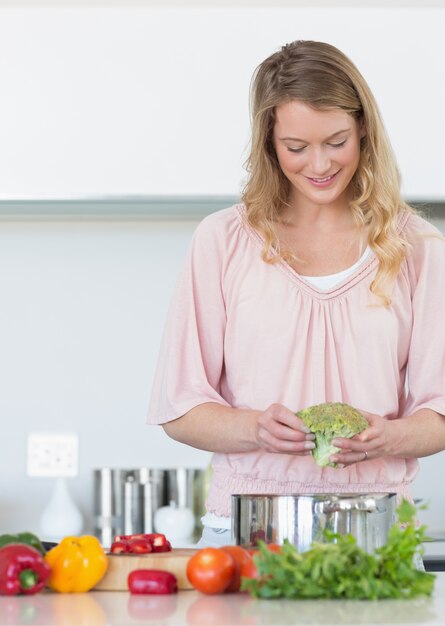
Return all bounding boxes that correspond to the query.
[201,245,372,530]
[301,246,371,290]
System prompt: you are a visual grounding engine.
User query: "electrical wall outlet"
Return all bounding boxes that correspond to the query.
[27,432,79,477]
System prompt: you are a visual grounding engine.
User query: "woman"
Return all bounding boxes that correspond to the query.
[147,40,445,547]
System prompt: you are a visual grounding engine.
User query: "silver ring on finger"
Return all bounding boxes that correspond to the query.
[363,450,368,461]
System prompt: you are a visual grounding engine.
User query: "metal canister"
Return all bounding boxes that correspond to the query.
[165,468,205,539]
[93,468,122,547]
[138,468,167,533]
[122,471,143,536]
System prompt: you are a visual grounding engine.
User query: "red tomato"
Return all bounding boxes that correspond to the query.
[240,557,259,581]
[186,548,236,595]
[220,546,253,592]
[266,543,282,553]
[240,545,281,585]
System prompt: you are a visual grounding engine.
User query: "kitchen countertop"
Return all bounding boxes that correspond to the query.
[0,572,444,626]
[423,540,445,557]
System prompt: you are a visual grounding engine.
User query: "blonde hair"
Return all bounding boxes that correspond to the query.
[241,40,413,305]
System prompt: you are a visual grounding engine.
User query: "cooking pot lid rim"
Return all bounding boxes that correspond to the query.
[231,492,397,499]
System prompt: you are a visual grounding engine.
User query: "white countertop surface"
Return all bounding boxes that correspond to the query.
[0,572,444,626]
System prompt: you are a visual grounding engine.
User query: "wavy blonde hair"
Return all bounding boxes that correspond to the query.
[241,40,413,305]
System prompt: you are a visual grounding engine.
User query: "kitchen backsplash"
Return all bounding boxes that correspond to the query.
[0,199,443,537]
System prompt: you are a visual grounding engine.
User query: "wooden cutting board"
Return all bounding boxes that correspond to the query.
[94,549,197,591]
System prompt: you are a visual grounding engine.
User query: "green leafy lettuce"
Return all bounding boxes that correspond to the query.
[241,500,435,600]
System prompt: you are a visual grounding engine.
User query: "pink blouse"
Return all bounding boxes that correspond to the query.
[147,204,445,517]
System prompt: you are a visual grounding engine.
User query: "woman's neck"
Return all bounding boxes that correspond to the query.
[281,189,355,230]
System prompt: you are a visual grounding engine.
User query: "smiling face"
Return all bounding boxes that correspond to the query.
[273,100,364,213]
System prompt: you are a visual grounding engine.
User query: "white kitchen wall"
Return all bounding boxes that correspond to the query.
[0,2,444,537]
[1,212,444,536]
[0,217,212,533]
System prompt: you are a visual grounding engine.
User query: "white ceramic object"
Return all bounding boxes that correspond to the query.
[153,500,195,543]
[40,477,83,541]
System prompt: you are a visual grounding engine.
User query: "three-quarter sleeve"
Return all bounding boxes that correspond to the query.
[147,213,230,424]
[404,217,445,417]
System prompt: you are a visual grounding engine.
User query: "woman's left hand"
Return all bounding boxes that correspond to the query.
[329,410,397,467]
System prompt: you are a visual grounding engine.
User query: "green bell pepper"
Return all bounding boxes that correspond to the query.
[0,532,46,555]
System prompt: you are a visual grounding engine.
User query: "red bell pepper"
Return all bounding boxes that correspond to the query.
[109,540,128,554]
[124,539,153,554]
[111,533,171,555]
[115,533,147,541]
[0,544,51,595]
[110,538,153,555]
[150,534,172,552]
[128,569,178,594]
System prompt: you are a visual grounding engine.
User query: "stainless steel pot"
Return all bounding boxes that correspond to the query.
[232,493,397,553]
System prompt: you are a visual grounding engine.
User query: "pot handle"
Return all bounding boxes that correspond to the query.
[316,495,378,514]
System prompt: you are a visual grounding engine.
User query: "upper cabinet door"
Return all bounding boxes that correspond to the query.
[0,5,443,201]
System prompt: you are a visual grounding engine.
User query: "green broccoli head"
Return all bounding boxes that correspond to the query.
[297,402,368,468]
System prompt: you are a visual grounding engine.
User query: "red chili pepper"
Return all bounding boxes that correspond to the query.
[0,544,51,595]
[128,569,178,595]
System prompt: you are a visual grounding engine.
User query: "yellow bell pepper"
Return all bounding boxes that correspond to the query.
[44,535,108,593]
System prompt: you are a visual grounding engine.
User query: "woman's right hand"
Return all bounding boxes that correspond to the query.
[256,403,315,455]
